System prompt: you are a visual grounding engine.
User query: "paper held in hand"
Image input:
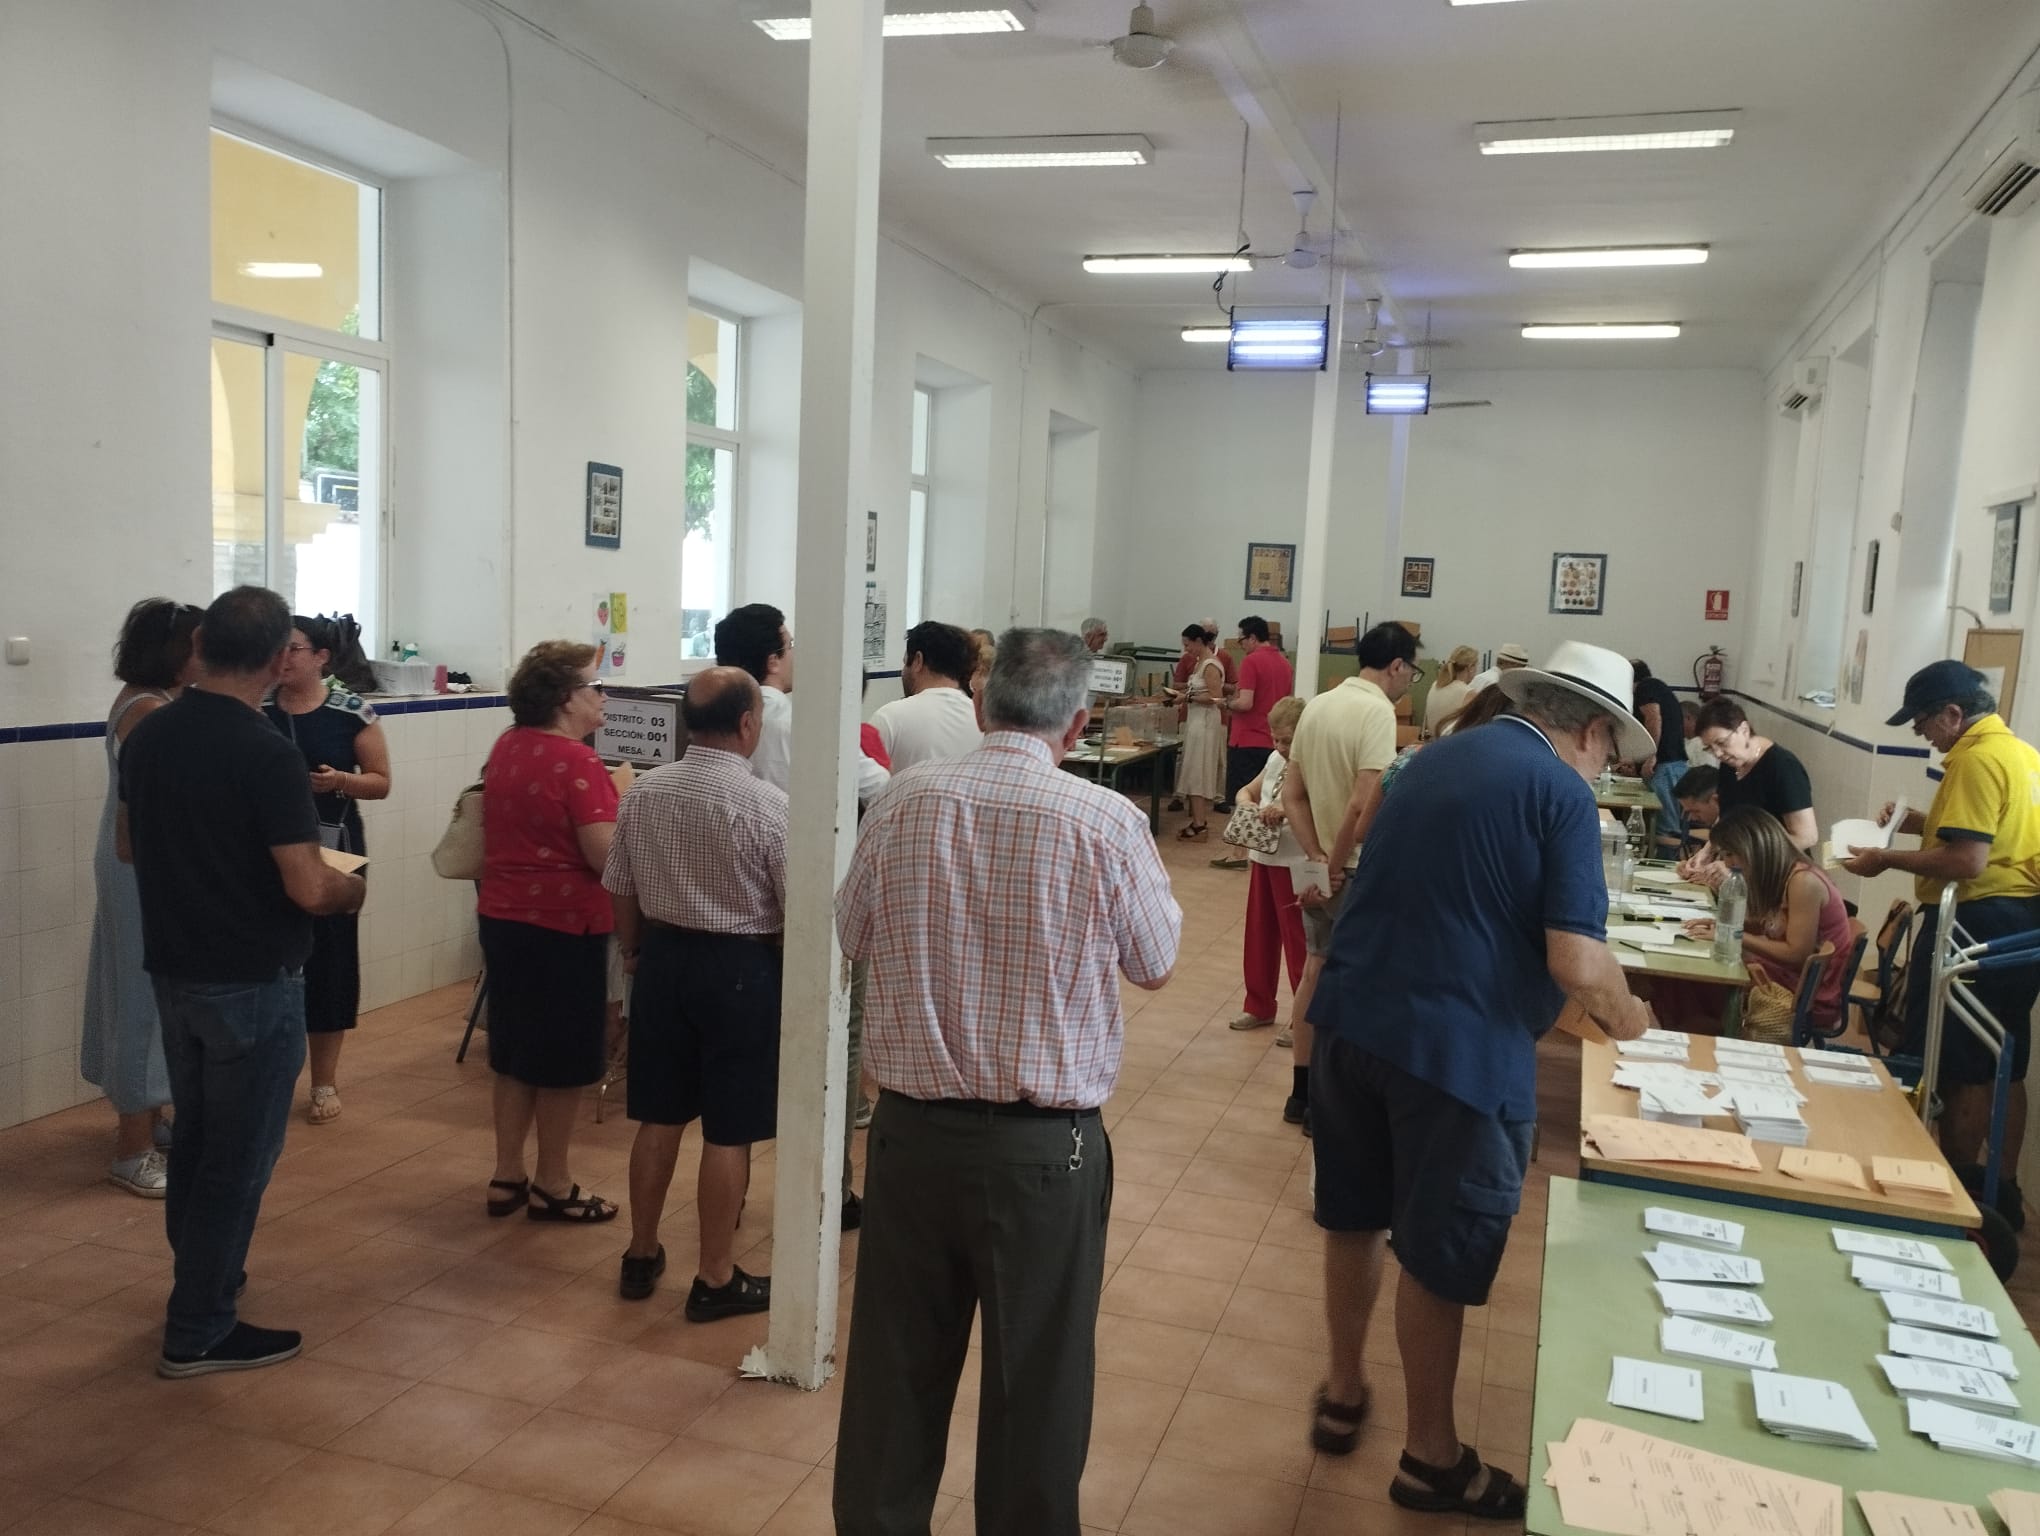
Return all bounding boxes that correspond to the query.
[1582,1115,1762,1171]
[319,846,368,875]
[1826,798,1906,869]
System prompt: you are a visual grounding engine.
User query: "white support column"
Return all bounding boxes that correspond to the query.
[1292,299,1345,698]
[748,0,885,1392]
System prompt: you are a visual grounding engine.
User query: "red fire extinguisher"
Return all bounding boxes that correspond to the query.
[1694,646,1726,699]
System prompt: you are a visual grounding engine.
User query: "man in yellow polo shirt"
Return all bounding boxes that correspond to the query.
[1842,661,2040,1229]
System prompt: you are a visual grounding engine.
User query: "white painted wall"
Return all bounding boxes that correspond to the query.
[1110,368,1762,678]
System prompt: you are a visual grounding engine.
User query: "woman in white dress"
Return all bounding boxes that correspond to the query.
[1423,644,1479,736]
[1172,623,1228,840]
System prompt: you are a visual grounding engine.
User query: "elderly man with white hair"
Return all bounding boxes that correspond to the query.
[1079,616,1109,653]
[1304,640,1653,1520]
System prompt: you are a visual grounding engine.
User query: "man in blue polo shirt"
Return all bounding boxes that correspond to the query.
[1305,641,1653,1520]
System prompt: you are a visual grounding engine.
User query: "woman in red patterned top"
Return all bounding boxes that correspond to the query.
[478,641,624,1224]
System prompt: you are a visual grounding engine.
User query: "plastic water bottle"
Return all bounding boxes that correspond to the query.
[1713,870,1747,964]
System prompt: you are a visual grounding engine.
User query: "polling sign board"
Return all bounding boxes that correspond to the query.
[597,688,685,765]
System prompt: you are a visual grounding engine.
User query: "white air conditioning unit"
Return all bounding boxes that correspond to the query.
[1962,88,2040,218]
[1776,356,1828,417]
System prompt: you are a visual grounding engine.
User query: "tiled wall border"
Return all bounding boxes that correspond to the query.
[0,690,514,745]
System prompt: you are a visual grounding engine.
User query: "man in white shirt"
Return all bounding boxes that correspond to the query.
[714,601,888,804]
[873,621,983,772]
[1467,642,1529,695]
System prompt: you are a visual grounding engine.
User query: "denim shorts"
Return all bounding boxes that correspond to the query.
[1310,1034,1534,1306]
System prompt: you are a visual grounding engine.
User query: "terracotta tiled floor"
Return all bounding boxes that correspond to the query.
[2,812,2035,1536]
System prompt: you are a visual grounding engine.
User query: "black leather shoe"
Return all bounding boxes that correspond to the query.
[618,1245,666,1301]
[841,1194,863,1232]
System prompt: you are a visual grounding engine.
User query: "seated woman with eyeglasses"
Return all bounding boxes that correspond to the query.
[476,641,626,1225]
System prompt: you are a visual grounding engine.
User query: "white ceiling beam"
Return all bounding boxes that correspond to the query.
[1197,0,1406,340]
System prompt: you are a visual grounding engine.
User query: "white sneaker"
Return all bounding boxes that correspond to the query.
[109,1149,169,1199]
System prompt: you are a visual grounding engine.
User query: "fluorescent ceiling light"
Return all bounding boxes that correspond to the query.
[1181,326,1233,343]
[1449,0,1529,5]
[755,9,1028,40]
[1522,323,1681,340]
[238,262,324,279]
[1478,110,1741,156]
[1084,253,1252,274]
[928,134,1151,169]
[1229,308,1329,372]
[1365,373,1432,415]
[1510,245,1709,269]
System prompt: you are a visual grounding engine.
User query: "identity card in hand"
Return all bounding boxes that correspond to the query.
[1887,1323,2019,1379]
[1656,1281,1774,1325]
[1608,1356,1706,1422]
[1882,1292,2000,1338]
[1644,1206,1744,1250]
[1832,1228,1954,1271]
[1660,1316,1778,1370]
[1853,1256,1962,1299]
[1646,1243,1763,1286]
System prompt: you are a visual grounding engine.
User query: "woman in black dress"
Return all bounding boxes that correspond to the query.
[265,615,391,1123]
[1692,698,1818,852]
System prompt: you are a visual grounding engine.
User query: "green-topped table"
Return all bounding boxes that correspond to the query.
[1597,777,1664,845]
[1530,1177,2039,1536]
[1061,738,1181,834]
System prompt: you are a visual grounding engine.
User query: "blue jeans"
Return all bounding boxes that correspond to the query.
[152,973,307,1356]
[1649,759,1691,854]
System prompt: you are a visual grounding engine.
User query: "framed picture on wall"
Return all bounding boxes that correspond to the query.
[1400,557,1435,599]
[1548,552,1606,616]
[585,462,623,550]
[1990,502,2022,614]
[1244,542,1295,603]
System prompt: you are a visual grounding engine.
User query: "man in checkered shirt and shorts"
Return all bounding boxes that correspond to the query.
[832,628,1183,1536]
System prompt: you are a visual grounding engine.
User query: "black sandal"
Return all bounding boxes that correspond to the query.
[486,1178,529,1218]
[525,1182,618,1223]
[1389,1444,1527,1520]
[1310,1383,1370,1455]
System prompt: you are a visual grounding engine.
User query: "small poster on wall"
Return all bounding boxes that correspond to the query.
[1244,543,1295,603]
[1705,590,1731,622]
[585,462,623,549]
[1549,552,1606,616]
[1400,557,1435,599]
[1990,503,2021,614]
[863,582,888,665]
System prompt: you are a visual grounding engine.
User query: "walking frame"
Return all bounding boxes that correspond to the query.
[1912,886,2027,1218]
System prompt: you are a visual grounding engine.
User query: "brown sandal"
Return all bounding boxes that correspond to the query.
[526,1182,618,1223]
[1311,1383,1370,1455]
[486,1179,529,1218]
[1390,1445,1526,1520]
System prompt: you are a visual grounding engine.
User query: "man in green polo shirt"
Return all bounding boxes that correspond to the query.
[1841,660,2040,1230]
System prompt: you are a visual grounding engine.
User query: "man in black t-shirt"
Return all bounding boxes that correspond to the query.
[1632,661,1690,857]
[120,586,366,1378]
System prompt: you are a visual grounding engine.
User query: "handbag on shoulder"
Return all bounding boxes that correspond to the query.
[431,782,486,880]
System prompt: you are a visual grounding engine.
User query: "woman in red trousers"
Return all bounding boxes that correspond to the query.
[1230,696,1308,1035]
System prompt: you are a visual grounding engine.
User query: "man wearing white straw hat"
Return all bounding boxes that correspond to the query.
[1303,640,1653,1520]
[1466,641,1529,695]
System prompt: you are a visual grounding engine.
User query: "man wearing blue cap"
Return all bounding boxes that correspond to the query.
[1840,659,2040,1230]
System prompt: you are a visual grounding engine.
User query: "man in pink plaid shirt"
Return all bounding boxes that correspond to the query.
[832,628,1181,1536]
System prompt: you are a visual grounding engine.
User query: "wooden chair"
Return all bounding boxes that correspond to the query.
[1780,940,1837,1048]
[1794,922,1869,1047]
[1324,625,1358,654]
[1848,899,1915,1052]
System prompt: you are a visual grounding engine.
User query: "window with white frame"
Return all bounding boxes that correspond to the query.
[907,386,933,631]
[685,308,741,657]
[210,128,387,641]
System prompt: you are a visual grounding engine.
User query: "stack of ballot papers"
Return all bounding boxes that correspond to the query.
[1543,1418,1843,1536]
[1804,1060,1884,1090]
[1582,1115,1763,1170]
[1882,1292,2000,1337]
[1888,1322,2019,1378]
[1853,1256,1963,1299]
[1716,1062,1804,1095]
[1779,1147,1871,1189]
[1607,1357,1705,1422]
[1655,1281,1774,1325]
[1660,1315,1778,1369]
[1644,1206,1743,1249]
[1752,1369,1878,1448]
[1857,1491,1991,1536]
[1720,1085,1810,1145]
[1877,1353,2021,1415]
[1612,1061,1721,1093]
[1833,1227,1955,1270]
[1906,1399,2040,1468]
[1645,1243,1764,1285]
[1874,1157,1959,1199]
[1639,1080,1724,1126]
[1826,800,1906,871]
[1614,1037,1689,1062]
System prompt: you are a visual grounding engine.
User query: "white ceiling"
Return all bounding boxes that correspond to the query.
[502,0,2040,372]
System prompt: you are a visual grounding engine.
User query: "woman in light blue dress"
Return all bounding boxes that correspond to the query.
[82,598,200,1197]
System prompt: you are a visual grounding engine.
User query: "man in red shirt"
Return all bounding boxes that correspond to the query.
[1225,616,1294,807]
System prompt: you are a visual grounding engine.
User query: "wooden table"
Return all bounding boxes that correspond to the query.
[1061,738,1181,834]
[1529,1178,2038,1536]
[1577,1035,1981,1235]
[1609,874,1748,1034]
